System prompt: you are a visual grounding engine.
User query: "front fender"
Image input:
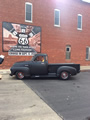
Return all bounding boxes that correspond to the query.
[57,66,77,77]
[10,67,30,77]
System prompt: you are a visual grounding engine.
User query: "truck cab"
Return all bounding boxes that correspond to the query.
[30,54,48,75]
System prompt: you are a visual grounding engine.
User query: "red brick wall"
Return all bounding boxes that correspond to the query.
[0,0,90,69]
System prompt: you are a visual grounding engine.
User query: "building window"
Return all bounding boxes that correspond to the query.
[25,2,32,22]
[66,45,71,59]
[86,47,90,60]
[82,0,90,3]
[54,9,60,27]
[77,14,82,30]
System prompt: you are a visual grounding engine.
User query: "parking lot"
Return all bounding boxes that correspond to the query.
[23,72,90,120]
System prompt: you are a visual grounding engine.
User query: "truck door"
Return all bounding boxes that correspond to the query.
[31,56,48,75]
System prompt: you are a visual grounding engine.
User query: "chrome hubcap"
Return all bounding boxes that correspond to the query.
[18,72,24,79]
[61,72,68,79]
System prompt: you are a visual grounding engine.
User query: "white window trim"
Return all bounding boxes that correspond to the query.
[25,2,33,23]
[77,14,82,31]
[86,47,90,60]
[54,9,60,27]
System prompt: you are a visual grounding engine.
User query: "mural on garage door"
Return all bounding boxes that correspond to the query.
[2,22,41,56]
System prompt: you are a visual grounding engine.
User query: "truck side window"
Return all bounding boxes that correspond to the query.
[34,56,45,62]
[34,57,39,61]
[41,56,44,62]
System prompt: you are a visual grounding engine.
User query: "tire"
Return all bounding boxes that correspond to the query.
[16,71,25,80]
[60,71,70,80]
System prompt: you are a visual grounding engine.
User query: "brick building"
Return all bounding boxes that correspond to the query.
[0,0,90,69]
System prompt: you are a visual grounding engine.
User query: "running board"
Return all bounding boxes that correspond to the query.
[31,73,57,78]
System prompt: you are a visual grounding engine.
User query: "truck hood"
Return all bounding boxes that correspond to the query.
[16,61,28,63]
[12,60,32,67]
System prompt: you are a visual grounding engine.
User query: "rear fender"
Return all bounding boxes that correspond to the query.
[57,66,77,77]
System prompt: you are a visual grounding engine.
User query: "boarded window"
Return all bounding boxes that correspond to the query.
[86,47,90,60]
[66,45,71,59]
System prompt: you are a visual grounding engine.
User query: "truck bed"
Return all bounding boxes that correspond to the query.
[48,63,80,73]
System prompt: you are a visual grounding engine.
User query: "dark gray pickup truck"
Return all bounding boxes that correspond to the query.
[10,53,80,80]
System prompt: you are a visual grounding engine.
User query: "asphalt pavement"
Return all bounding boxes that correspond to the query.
[22,72,90,120]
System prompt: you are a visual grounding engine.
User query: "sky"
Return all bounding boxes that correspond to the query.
[82,0,90,3]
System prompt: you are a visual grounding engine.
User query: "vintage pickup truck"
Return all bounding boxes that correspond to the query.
[10,53,80,80]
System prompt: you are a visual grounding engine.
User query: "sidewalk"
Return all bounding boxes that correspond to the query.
[0,72,63,120]
[80,66,90,72]
[0,69,10,74]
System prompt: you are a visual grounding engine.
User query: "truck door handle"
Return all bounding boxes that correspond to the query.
[41,63,44,64]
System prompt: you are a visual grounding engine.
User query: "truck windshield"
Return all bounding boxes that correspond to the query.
[31,56,35,61]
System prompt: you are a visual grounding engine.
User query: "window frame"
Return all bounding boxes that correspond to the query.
[25,2,33,23]
[77,14,82,30]
[54,9,60,27]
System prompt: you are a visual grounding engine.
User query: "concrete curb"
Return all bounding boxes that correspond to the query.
[80,70,90,72]
[80,66,90,72]
[0,69,10,74]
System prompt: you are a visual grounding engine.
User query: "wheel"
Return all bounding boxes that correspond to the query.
[60,71,70,80]
[16,71,25,80]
